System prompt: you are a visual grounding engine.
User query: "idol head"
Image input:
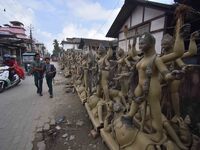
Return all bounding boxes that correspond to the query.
[139,32,155,53]
[161,34,174,52]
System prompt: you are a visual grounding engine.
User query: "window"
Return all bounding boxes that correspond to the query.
[126,23,150,39]
[136,23,150,35]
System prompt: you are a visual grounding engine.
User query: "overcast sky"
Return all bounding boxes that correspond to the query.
[0,0,174,53]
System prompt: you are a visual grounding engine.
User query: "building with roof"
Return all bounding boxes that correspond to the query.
[61,37,111,51]
[35,42,48,58]
[106,0,200,56]
[106,0,177,54]
[0,21,29,64]
[0,21,49,64]
[61,38,81,50]
[0,21,27,39]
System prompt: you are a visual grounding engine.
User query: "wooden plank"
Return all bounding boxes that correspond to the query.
[100,129,119,150]
[85,102,102,131]
[74,85,86,105]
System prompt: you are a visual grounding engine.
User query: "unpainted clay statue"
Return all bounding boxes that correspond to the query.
[103,100,124,133]
[125,16,185,143]
[96,45,112,101]
[81,53,91,98]
[103,88,131,132]
[161,31,198,121]
[88,88,128,128]
[124,42,140,98]
[114,48,130,97]
[86,45,113,126]
[60,5,200,150]
[112,115,184,150]
[134,104,188,150]
[125,39,140,67]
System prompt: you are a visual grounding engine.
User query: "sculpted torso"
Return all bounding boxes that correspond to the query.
[136,55,158,90]
[98,57,105,70]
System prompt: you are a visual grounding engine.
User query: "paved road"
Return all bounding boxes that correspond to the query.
[0,72,57,150]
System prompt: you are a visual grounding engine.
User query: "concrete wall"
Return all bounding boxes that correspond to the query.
[150,17,165,31]
[131,6,144,27]
[144,7,165,21]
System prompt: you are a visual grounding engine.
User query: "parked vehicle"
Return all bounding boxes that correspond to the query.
[22,52,36,74]
[0,66,21,93]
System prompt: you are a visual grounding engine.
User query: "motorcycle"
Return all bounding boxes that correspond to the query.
[26,63,31,75]
[0,66,21,93]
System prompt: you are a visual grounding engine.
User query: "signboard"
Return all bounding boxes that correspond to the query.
[22,55,34,63]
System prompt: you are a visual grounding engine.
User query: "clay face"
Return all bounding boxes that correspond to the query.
[161,34,174,52]
[139,38,151,53]
[139,33,155,53]
[98,44,106,56]
[117,49,124,59]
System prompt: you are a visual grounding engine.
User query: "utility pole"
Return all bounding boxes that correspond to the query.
[28,24,34,52]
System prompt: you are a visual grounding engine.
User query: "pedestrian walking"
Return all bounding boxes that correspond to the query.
[31,53,44,96]
[43,57,56,98]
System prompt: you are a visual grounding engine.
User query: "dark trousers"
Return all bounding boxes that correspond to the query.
[9,69,15,81]
[34,75,43,94]
[46,77,53,96]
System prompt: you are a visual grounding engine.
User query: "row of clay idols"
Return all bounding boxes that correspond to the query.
[61,15,199,150]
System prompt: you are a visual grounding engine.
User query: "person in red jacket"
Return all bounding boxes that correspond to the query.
[10,55,25,80]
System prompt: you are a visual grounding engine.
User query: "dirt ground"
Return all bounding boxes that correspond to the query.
[32,65,108,150]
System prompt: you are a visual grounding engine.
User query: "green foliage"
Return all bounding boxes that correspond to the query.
[52,39,61,57]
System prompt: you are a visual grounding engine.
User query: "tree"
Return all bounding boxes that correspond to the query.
[52,39,61,57]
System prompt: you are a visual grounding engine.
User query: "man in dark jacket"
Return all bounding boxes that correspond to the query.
[44,57,56,98]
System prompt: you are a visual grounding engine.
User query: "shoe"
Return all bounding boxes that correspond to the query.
[39,93,43,96]
[50,95,53,98]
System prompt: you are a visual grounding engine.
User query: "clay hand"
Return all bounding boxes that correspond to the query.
[182,65,193,73]
[116,73,131,78]
[109,60,117,63]
[105,66,110,70]
[113,76,122,80]
[191,31,199,40]
[126,63,131,68]
[180,23,191,39]
[134,95,145,104]
[125,72,131,76]
[171,70,184,80]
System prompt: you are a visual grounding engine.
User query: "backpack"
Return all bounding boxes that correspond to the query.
[51,65,56,78]
[45,64,56,78]
[51,64,56,78]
